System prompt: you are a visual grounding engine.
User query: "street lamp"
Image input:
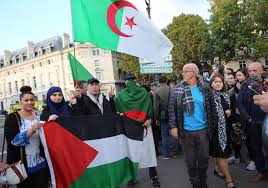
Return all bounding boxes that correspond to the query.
[145,0,151,19]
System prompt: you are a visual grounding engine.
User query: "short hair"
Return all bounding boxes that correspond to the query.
[77,80,87,89]
[226,68,234,73]
[159,77,166,83]
[184,63,199,75]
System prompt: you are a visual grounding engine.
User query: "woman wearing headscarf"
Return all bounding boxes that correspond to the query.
[40,86,78,121]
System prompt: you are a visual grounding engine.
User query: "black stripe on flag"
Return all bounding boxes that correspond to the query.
[55,114,144,141]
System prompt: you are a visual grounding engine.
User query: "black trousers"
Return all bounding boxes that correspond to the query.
[247,123,268,175]
[182,129,209,186]
[148,121,159,179]
[18,167,50,188]
[149,167,157,178]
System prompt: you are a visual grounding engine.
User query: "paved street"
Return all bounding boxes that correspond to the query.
[121,155,268,188]
[0,116,267,188]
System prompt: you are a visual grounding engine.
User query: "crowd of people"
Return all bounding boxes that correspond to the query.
[1,61,268,188]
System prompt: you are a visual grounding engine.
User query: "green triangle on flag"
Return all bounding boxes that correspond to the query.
[68,52,93,86]
[71,0,173,62]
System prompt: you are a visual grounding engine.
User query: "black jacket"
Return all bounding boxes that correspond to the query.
[237,79,266,123]
[4,112,45,168]
[40,102,81,121]
[80,94,116,115]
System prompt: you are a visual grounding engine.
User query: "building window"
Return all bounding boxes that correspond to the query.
[21,79,25,87]
[33,76,37,89]
[15,81,18,92]
[265,56,268,66]
[96,72,102,80]
[239,61,246,68]
[8,82,12,94]
[23,55,27,61]
[94,60,100,67]
[92,48,100,56]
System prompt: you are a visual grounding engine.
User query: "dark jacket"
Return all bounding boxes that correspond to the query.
[154,83,170,121]
[4,112,24,165]
[40,102,81,121]
[169,80,217,138]
[237,79,266,123]
[80,94,116,115]
[4,112,45,168]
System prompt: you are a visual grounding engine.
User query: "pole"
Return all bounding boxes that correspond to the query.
[70,0,78,86]
[145,0,151,19]
[73,43,78,86]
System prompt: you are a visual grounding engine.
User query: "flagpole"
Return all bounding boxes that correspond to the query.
[145,0,151,19]
[70,0,78,86]
[73,43,78,86]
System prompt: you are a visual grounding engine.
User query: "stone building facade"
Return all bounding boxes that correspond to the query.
[0,33,125,110]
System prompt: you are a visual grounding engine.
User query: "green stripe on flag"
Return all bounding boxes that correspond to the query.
[71,0,124,50]
[69,157,138,188]
[68,52,93,84]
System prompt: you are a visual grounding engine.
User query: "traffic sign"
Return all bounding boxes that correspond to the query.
[140,67,172,73]
[139,54,173,74]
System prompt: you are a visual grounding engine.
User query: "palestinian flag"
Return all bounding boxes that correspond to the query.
[68,52,93,86]
[115,80,152,122]
[71,0,173,62]
[115,80,157,169]
[40,115,144,188]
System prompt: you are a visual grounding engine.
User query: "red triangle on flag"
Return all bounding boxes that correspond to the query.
[43,121,98,188]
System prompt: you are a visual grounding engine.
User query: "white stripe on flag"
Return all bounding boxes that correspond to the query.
[40,128,56,188]
[86,134,142,168]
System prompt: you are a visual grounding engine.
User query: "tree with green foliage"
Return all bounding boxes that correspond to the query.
[119,53,154,84]
[209,0,268,61]
[163,14,212,80]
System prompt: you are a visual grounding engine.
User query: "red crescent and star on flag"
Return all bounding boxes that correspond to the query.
[106,0,138,37]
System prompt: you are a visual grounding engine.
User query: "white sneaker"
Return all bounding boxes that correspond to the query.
[227,156,236,164]
[234,157,240,164]
[246,161,256,171]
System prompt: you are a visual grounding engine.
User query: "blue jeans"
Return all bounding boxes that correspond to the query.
[160,120,169,157]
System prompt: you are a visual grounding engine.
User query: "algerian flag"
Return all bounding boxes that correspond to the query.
[115,80,157,169]
[115,80,152,122]
[40,115,144,188]
[68,52,93,86]
[71,0,173,62]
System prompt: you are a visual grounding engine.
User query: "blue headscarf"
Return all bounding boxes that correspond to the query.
[46,86,70,117]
